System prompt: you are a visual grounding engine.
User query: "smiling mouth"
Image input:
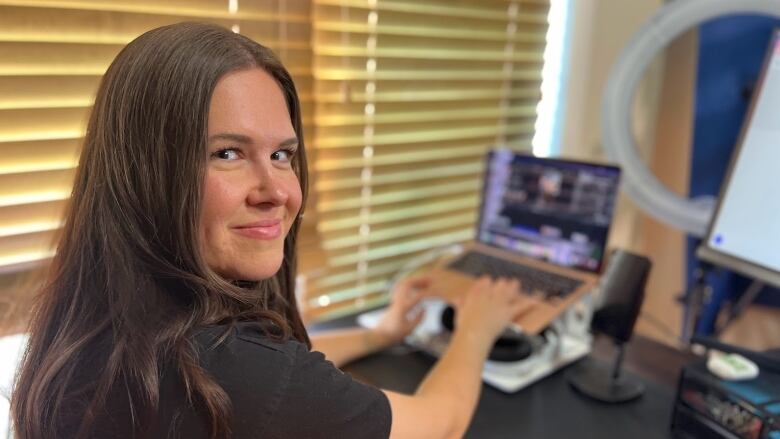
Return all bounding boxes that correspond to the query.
[232,220,282,240]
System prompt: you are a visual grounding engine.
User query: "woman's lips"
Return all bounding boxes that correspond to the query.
[232,219,282,240]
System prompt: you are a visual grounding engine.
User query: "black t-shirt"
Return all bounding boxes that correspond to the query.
[94,323,392,438]
[168,323,391,438]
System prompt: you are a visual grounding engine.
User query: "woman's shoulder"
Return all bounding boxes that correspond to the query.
[175,322,391,439]
[190,322,311,390]
[157,323,309,437]
[194,321,305,359]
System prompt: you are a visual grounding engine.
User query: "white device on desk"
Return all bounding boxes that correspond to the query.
[357,290,595,393]
[355,149,624,392]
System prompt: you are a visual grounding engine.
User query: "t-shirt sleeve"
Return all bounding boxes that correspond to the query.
[263,342,392,439]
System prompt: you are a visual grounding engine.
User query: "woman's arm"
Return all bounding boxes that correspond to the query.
[308,327,392,368]
[383,278,533,439]
[309,277,428,368]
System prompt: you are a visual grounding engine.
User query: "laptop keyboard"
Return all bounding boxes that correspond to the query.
[447,251,584,299]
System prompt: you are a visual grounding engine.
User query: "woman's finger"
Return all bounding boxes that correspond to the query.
[408,307,425,328]
[401,290,426,313]
[452,297,463,310]
[492,278,512,300]
[509,279,521,294]
[510,295,540,319]
[401,276,431,296]
[474,276,491,290]
[397,276,431,305]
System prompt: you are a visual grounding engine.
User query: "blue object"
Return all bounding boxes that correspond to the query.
[765,402,780,415]
[687,15,780,336]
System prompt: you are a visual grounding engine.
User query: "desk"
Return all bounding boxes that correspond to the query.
[310,315,695,439]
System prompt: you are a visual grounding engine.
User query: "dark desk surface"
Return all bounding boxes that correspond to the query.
[310,316,696,439]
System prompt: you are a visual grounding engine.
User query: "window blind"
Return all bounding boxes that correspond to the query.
[0,1,316,322]
[303,0,549,321]
[0,0,550,327]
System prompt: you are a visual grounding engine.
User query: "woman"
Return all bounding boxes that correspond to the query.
[12,22,530,438]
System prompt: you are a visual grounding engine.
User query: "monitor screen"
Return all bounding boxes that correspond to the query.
[478,150,621,272]
[698,31,780,287]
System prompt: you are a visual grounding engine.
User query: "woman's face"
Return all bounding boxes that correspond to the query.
[201,68,302,281]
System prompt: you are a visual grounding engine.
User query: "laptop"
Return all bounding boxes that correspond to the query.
[426,149,622,334]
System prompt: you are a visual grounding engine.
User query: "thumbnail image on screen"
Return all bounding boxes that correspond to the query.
[478,150,621,272]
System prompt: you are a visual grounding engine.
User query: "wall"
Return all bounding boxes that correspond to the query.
[558,0,665,252]
[637,31,698,346]
[557,0,695,346]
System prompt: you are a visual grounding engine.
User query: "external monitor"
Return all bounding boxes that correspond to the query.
[697,30,780,288]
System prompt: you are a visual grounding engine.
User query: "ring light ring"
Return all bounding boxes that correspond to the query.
[602,0,780,236]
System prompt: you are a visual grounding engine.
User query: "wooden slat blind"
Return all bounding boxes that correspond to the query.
[0,0,315,277]
[303,0,549,321]
[0,0,550,326]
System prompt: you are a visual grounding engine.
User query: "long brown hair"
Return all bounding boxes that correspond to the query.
[11,22,309,438]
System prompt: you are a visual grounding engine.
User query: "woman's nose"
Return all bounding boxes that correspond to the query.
[246,168,289,206]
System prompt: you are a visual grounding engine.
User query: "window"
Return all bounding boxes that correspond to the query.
[0,0,314,329]
[302,0,550,321]
[0,0,551,326]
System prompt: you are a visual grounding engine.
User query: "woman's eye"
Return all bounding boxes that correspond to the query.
[271,149,295,163]
[212,148,240,160]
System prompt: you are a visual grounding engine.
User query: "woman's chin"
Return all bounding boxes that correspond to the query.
[216,261,283,282]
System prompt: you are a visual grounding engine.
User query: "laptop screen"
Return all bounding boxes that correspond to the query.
[477,150,621,273]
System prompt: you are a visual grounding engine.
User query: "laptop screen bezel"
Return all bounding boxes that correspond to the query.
[475,149,622,274]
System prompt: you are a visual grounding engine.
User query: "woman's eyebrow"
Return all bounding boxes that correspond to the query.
[208,133,298,148]
[278,137,299,148]
[208,132,253,144]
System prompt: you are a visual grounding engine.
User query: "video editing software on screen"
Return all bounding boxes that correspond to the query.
[479,151,620,272]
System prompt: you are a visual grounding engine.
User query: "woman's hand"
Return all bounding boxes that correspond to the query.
[373,276,431,346]
[454,276,535,348]
[310,276,430,367]
[382,276,538,439]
